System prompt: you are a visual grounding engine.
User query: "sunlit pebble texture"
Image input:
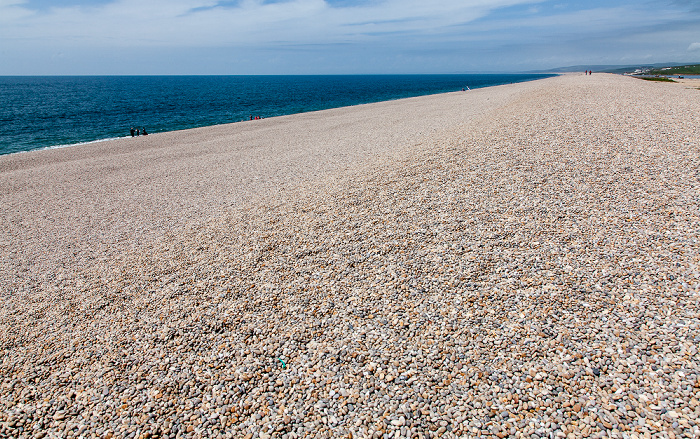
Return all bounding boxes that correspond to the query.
[1,74,699,439]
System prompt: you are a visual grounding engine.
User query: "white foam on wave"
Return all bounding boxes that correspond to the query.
[27,136,131,154]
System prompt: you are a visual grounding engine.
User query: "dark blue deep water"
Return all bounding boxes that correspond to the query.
[0,74,552,155]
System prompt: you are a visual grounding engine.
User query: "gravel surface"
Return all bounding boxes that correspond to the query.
[1,74,699,439]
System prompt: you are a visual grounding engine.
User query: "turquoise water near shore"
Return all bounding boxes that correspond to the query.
[0,74,553,155]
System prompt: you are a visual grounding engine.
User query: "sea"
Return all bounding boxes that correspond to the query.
[0,74,553,156]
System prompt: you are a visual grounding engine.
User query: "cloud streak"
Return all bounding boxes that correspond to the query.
[1,0,699,74]
[1,0,537,47]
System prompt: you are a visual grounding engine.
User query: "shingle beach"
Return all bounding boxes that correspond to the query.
[1,74,699,438]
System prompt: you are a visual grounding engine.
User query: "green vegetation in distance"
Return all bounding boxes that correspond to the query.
[647,64,700,75]
[636,77,677,82]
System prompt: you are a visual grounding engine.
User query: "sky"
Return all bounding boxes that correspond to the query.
[0,0,699,74]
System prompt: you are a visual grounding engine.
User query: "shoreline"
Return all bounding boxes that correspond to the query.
[0,73,555,158]
[1,73,699,438]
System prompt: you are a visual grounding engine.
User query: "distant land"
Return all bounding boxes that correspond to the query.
[646,64,700,75]
[535,62,700,75]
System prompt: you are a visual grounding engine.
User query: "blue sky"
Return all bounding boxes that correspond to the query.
[1,0,698,74]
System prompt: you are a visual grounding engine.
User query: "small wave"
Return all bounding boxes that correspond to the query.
[29,136,131,153]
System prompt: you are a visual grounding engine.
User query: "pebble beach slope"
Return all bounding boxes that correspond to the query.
[1,74,699,439]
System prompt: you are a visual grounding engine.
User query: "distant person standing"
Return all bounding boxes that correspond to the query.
[130,127,135,137]
[136,128,140,136]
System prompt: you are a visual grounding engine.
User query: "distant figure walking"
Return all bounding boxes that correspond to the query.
[136,129,140,136]
[130,128,135,137]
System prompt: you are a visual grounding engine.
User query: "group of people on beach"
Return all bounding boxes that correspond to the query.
[130,127,148,137]
[249,115,263,120]
[585,70,593,75]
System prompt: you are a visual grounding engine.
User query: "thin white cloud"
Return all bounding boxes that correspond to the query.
[1,0,699,74]
[0,0,33,20]
[465,5,688,36]
[0,0,539,48]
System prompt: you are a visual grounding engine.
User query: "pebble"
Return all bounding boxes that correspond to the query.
[1,74,699,438]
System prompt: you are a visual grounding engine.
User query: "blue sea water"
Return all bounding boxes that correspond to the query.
[0,74,552,156]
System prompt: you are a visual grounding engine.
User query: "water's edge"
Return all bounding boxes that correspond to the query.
[1,74,555,156]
